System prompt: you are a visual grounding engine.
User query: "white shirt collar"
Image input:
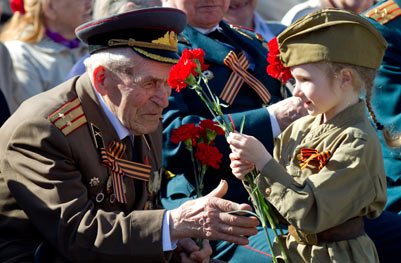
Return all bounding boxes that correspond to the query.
[94,90,130,140]
[193,25,221,35]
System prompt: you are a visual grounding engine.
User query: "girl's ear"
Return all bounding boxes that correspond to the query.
[339,68,353,89]
[93,66,107,95]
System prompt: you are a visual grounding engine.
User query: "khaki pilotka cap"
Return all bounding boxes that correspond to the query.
[276,9,387,69]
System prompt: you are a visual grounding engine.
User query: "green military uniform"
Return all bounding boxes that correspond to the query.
[0,74,166,261]
[362,1,401,262]
[258,101,386,262]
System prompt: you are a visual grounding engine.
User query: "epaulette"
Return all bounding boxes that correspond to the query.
[47,97,87,136]
[229,24,256,41]
[365,0,401,25]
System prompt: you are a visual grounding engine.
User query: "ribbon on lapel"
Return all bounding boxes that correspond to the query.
[220,51,271,105]
[298,148,332,171]
[101,140,151,203]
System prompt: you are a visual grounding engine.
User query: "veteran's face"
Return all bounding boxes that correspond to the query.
[163,0,230,29]
[323,0,375,13]
[224,0,258,28]
[291,63,345,122]
[103,54,172,135]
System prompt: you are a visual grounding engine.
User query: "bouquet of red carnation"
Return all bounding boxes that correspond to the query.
[168,48,288,262]
[171,119,224,197]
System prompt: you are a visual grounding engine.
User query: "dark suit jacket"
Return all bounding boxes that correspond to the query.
[0,74,166,262]
[161,21,287,209]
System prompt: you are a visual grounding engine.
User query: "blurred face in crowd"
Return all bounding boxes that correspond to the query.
[322,0,375,13]
[44,0,93,39]
[224,0,258,29]
[162,0,230,29]
[94,50,172,135]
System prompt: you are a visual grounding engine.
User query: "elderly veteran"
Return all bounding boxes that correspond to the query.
[0,8,259,262]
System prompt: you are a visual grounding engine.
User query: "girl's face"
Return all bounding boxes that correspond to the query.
[291,63,354,123]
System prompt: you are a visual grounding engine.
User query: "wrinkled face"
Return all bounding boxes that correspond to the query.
[163,0,230,29]
[49,0,93,36]
[103,55,172,135]
[224,0,257,26]
[291,63,345,122]
[325,0,375,13]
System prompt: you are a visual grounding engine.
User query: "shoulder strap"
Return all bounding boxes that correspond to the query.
[47,97,87,136]
[365,0,401,25]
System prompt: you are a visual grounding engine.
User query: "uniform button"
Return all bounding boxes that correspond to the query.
[265,188,271,196]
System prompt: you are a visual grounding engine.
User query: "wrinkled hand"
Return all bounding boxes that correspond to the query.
[172,238,212,263]
[169,180,259,245]
[269,97,307,132]
[227,133,272,177]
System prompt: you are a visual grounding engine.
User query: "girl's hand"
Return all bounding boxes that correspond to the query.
[227,133,271,172]
[228,157,254,180]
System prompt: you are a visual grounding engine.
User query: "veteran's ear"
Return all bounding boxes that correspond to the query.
[93,66,106,95]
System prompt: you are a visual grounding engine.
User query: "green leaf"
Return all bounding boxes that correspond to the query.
[239,115,246,134]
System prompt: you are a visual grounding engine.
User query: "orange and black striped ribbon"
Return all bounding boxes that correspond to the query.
[298,148,331,171]
[101,141,151,203]
[221,51,271,105]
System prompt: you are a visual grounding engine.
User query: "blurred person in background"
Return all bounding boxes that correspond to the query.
[281,0,376,25]
[0,0,91,113]
[223,0,286,41]
[0,2,13,126]
[363,1,401,262]
[66,0,162,79]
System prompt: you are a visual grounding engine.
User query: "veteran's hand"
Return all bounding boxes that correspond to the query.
[172,238,212,263]
[169,180,258,245]
[268,96,307,132]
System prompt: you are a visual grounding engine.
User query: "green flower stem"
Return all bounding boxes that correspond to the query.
[189,71,288,262]
[245,171,289,263]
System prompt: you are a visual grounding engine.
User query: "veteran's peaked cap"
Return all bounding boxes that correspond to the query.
[75,7,187,64]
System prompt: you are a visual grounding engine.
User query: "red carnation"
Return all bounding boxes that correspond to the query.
[199,119,225,142]
[167,48,209,93]
[186,48,209,72]
[195,143,223,169]
[266,37,292,84]
[170,123,201,145]
[10,0,25,14]
[167,58,197,92]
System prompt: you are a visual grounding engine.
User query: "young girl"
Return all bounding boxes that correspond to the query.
[227,9,392,262]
